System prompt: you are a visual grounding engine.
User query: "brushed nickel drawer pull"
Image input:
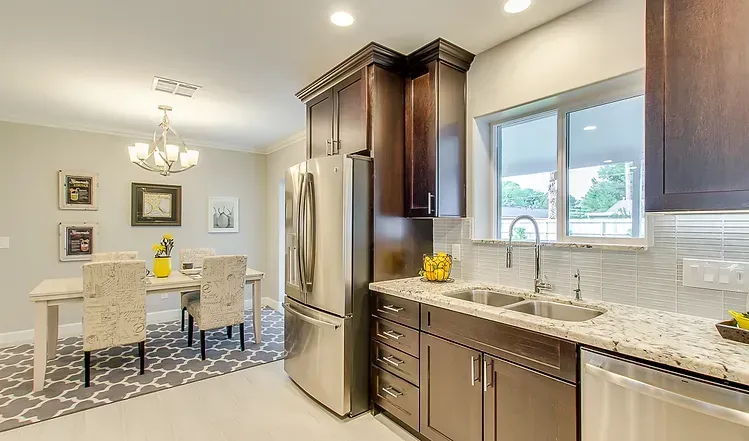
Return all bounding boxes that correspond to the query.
[381,305,404,313]
[382,386,403,398]
[381,330,404,340]
[380,355,403,367]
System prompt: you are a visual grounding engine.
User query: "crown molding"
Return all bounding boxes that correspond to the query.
[296,42,407,103]
[0,116,263,154]
[260,130,306,155]
[407,38,476,73]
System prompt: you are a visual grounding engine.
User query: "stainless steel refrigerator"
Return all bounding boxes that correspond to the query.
[283,154,371,417]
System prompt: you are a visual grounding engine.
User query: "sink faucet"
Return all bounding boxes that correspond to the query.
[506,215,552,293]
[574,269,582,301]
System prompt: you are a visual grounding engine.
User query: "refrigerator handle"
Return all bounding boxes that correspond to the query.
[297,172,308,292]
[305,173,317,290]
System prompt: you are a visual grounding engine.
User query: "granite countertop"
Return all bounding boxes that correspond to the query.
[369,277,749,388]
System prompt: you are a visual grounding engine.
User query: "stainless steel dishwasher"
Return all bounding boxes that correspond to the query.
[581,349,749,440]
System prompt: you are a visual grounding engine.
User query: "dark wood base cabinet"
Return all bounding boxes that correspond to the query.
[420,333,482,441]
[484,356,576,441]
[370,293,578,441]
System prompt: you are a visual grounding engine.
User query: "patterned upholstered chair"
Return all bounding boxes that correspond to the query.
[82,260,147,387]
[178,248,216,331]
[185,255,247,360]
[91,251,139,262]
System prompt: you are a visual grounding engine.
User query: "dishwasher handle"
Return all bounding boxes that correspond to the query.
[584,363,749,428]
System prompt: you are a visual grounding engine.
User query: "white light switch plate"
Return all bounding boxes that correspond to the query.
[683,258,749,293]
[0,237,9,249]
[452,244,461,262]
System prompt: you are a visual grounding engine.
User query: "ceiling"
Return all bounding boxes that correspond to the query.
[0,0,593,154]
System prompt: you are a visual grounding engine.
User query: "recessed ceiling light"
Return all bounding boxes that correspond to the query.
[330,11,354,27]
[503,0,531,14]
[583,125,597,131]
[603,160,613,164]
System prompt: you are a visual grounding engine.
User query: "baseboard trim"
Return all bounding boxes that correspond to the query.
[0,299,276,348]
[261,297,280,310]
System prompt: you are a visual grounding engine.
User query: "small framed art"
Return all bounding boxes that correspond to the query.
[58,170,98,210]
[208,197,239,233]
[59,222,97,262]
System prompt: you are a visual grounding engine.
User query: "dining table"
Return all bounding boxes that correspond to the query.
[29,268,264,392]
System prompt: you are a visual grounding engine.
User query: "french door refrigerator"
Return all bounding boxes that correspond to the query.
[283,154,371,417]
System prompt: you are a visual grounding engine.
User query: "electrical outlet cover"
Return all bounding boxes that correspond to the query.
[683,258,749,293]
[452,244,461,262]
[0,237,8,249]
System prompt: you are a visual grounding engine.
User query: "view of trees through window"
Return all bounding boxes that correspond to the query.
[497,94,645,241]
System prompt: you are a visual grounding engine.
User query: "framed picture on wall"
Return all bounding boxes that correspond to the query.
[208,197,239,233]
[59,222,97,262]
[131,182,182,226]
[58,170,98,210]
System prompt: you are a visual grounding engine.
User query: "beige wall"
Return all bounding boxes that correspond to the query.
[467,0,645,237]
[264,139,306,305]
[0,121,266,334]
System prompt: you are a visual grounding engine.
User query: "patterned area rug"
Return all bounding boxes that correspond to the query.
[0,307,284,432]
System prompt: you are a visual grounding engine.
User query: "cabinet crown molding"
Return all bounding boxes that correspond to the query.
[407,38,475,73]
[296,42,406,103]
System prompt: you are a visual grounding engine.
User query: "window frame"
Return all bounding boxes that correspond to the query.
[491,82,646,245]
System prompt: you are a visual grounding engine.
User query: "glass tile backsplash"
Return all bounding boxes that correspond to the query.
[433,215,749,320]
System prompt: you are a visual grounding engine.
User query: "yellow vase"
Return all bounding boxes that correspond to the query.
[153,257,172,278]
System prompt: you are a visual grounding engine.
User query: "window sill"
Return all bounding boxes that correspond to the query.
[470,238,647,251]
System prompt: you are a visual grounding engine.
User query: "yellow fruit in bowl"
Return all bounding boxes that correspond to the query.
[421,253,452,282]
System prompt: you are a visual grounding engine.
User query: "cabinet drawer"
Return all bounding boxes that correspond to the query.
[372,317,419,357]
[372,366,419,431]
[372,340,419,386]
[372,292,420,329]
[421,305,577,383]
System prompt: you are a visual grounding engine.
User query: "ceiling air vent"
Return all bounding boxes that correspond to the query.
[151,76,201,98]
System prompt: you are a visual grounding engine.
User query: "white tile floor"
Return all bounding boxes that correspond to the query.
[0,361,417,441]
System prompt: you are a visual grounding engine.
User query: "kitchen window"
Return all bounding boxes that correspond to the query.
[494,87,645,244]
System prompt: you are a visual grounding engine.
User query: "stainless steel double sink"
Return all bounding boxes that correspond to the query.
[444,289,604,322]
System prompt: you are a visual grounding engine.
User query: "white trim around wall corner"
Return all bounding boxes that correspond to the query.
[0,298,279,349]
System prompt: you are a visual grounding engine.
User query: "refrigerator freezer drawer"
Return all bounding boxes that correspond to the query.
[283,298,350,416]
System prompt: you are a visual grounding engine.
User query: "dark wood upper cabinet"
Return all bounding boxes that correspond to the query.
[298,44,403,160]
[405,39,474,217]
[333,69,368,156]
[646,0,749,211]
[420,333,483,441]
[306,89,334,159]
[484,356,576,441]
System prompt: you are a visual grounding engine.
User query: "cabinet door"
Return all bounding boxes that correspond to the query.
[333,68,368,156]
[646,0,749,210]
[307,89,334,159]
[484,355,576,441]
[405,61,438,217]
[435,62,466,217]
[420,333,482,441]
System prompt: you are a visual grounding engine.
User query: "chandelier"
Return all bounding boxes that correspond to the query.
[127,105,199,176]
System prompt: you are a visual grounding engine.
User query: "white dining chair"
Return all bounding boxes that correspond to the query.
[91,251,139,262]
[185,255,248,360]
[82,260,147,387]
[178,248,216,331]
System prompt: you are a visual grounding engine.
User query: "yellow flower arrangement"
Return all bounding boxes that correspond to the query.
[153,234,175,258]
